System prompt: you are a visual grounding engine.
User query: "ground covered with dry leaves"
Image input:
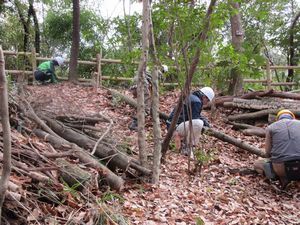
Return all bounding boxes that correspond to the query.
[7,82,300,224]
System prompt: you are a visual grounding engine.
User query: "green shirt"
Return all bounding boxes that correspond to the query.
[37,61,57,82]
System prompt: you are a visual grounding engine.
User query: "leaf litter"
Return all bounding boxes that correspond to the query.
[2,82,299,224]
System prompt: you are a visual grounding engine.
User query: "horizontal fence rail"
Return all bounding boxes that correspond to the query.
[3,49,300,89]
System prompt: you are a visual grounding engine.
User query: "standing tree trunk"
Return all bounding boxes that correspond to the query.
[149,8,162,184]
[228,0,244,96]
[68,0,80,83]
[14,0,30,52]
[0,46,12,222]
[151,68,162,183]
[136,0,151,167]
[29,0,40,53]
[123,0,132,52]
[287,11,300,84]
[161,0,217,160]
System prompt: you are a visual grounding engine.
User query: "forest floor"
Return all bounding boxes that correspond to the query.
[5,82,300,224]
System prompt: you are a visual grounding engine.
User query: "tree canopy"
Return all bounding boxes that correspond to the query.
[0,0,299,90]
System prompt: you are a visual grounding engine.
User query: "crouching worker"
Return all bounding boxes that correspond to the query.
[166,87,215,155]
[34,56,65,84]
[128,65,168,130]
[254,109,300,189]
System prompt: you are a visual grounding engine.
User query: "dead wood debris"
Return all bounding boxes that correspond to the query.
[0,91,140,224]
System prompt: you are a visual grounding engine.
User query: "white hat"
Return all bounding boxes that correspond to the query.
[162,65,168,73]
[200,87,215,102]
[54,56,65,66]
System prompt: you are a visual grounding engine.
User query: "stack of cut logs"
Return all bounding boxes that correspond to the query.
[0,94,148,224]
[211,89,300,138]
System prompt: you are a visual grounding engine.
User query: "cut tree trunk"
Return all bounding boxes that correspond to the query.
[56,115,108,126]
[227,121,259,130]
[42,117,152,176]
[204,90,300,109]
[33,129,124,191]
[223,98,300,111]
[242,128,266,137]
[228,109,277,121]
[228,109,300,121]
[56,158,91,190]
[226,121,265,137]
[204,90,274,109]
[203,127,267,158]
[268,91,300,100]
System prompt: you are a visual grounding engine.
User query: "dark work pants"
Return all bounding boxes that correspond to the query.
[34,70,50,82]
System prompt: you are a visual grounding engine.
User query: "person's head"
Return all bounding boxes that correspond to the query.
[276,109,295,121]
[53,56,65,67]
[199,87,215,104]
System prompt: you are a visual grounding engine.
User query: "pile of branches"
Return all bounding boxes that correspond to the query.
[210,89,300,138]
[0,89,151,224]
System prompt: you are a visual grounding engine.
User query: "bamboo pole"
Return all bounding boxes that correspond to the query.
[263,82,297,86]
[96,49,102,88]
[5,70,32,75]
[266,59,271,90]
[3,50,38,56]
[270,65,300,70]
[92,58,140,64]
[243,79,267,83]
[31,48,37,83]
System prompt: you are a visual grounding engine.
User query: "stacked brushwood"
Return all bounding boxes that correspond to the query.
[0,90,149,224]
[212,89,300,138]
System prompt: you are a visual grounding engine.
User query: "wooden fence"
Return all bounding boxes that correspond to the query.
[243,60,300,90]
[3,49,139,88]
[3,49,300,89]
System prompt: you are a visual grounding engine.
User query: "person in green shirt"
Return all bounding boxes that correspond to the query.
[34,56,64,83]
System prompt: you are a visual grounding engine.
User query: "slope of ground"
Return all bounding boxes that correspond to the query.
[5,82,300,224]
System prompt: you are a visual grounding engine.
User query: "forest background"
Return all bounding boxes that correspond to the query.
[0,0,300,94]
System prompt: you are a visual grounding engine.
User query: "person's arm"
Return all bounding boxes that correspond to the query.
[265,130,272,158]
[190,100,211,126]
[191,102,201,120]
[46,62,58,83]
[51,63,58,83]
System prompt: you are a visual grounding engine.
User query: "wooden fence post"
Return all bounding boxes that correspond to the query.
[31,48,37,83]
[96,49,102,89]
[266,59,271,90]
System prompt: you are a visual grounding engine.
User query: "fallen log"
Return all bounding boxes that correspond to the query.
[56,115,108,126]
[33,129,124,191]
[228,109,300,121]
[228,109,276,121]
[269,91,300,100]
[226,121,266,137]
[205,89,300,109]
[203,127,267,158]
[56,158,91,190]
[107,89,169,120]
[41,117,152,176]
[227,121,259,130]
[204,89,274,109]
[242,128,266,137]
[223,98,300,111]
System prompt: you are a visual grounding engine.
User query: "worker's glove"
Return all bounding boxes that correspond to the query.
[200,116,210,128]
